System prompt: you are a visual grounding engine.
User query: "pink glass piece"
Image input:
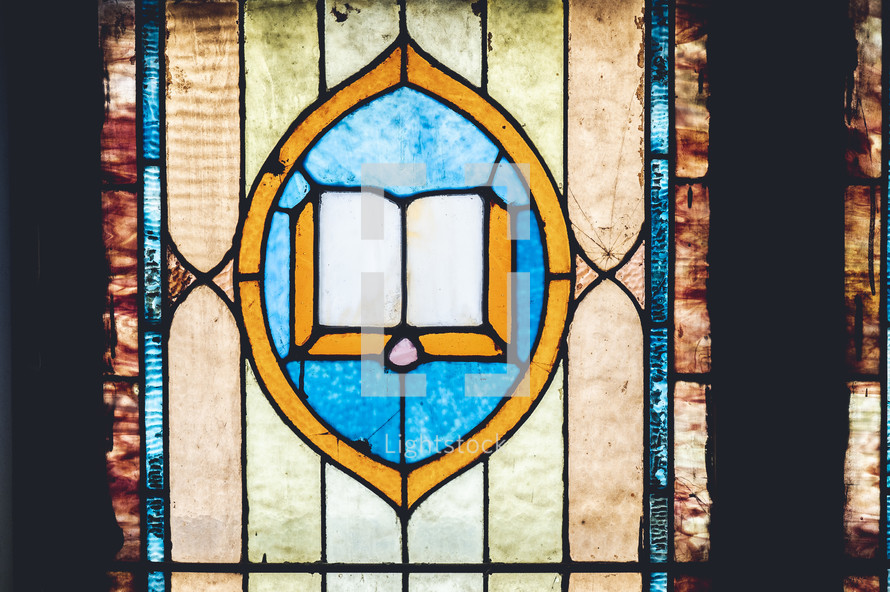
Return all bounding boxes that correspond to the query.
[389,337,419,367]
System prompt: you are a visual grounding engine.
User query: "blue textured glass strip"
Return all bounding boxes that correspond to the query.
[649,494,669,562]
[264,212,291,357]
[278,172,310,209]
[649,0,670,154]
[515,210,545,360]
[148,571,165,592]
[146,496,165,562]
[649,573,667,592]
[144,330,164,491]
[649,159,670,324]
[141,0,161,160]
[143,166,162,321]
[649,328,668,489]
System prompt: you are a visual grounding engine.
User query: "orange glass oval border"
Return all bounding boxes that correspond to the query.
[238,42,571,509]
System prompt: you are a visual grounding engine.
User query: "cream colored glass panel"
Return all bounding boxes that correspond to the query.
[406,0,482,87]
[569,573,642,592]
[324,0,400,89]
[409,574,483,592]
[249,573,321,592]
[844,381,881,558]
[327,573,400,592]
[169,286,242,562]
[325,464,401,562]
[568,280,643,561]
[407,464,483,563]
[318,192,402,327]
[674,381,711,562]
[489,573,562,592]
[171,573,242,592]
[567,0,645,270]
[244,0,319,188]
[166,1,240,273]
[246,362,321,563]
[488,0,563,190]
[488,363,563,562]
[406,195,484,327]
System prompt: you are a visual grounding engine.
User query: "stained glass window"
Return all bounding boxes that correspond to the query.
[89,0,719,589]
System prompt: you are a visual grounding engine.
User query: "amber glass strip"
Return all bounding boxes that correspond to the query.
[845,186,882,374]
[294,203,314,347]
[488,203,511,343]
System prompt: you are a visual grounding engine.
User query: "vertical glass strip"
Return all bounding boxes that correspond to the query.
[144,330,164,561]
[649,0,670,155]
[650,159,670,324]
[649,494,669,562]
[141,0,164,580]
[143,166,162,322]
[141,0,160,160]
[650,572,668,592]
[650,327,669,488]
[148,571,165,592]
[648,0,673,572]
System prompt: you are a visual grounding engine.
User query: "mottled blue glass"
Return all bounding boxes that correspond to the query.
[404,362,515,462]
[148,571,165,592]
[278,171,311,209]
[143,166,162,322]
[491,158,530,207]
[305,87,499,196]
[146,496,165,562]
[144,331,164,492]
[141,0,161,160]
[285,361,302,390]
[649,494,669,562]
[264,212,291,357]
[649,159,670,324]
[649,0,670,155]
[649,573,668,592]
[303,361,401,462]
[516,210,544,360]
[649,328,669,489]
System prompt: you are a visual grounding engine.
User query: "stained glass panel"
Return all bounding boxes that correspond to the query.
[93,0,713,588]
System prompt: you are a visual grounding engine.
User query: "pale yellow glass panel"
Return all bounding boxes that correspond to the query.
[488,0,563,190]
[169,286,242,562]
[674,381,711,562]
[245,0,320,188]
[248,573,322,592]
[246,362,322,563]
[844,381,881,558]
[568,280,643,561]
[325,463,401,562]
[407,464,483,563]
[171,573,242,592]
[488,363,563,562]
[409,573,483,592]
[489,573,562,592]
[324,0,400,89]
[569,573,642,592]
[328,573,400,592]
[567,0,645,270]
[166,1,240,273]
[406,0,482,87]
